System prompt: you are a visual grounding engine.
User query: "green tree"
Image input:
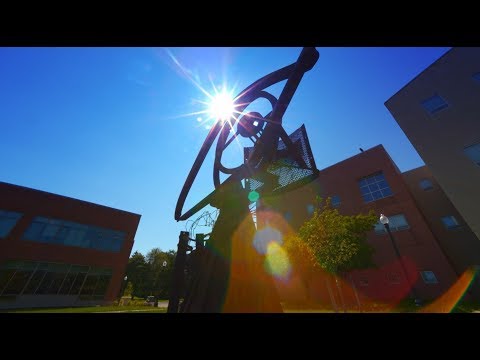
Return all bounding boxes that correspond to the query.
[126,251,150,299]
[145,248,176,299]
[285,197,377,310]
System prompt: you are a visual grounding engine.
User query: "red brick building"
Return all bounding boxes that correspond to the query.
[0,181,140,310]
[257,145,458,305]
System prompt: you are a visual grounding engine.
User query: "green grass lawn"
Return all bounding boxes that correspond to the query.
[8,305,167,313]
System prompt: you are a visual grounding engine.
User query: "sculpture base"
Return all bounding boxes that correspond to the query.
[180,181,282,313]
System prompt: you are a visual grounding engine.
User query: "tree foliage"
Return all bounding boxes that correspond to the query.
[126,249,176,299]
[289,197,377,275]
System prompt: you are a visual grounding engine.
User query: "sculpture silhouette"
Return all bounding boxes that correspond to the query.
[171,47,320,313]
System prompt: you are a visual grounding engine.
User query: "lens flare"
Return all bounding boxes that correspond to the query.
[209,90,235,121]
[253,226,283,255]
[264,241,291,280]
[248,191,260,202]
[420,267,478,313]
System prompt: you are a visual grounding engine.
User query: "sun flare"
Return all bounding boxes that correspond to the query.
[208,91,235,121]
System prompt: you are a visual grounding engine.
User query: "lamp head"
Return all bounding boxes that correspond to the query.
[379,214,389,225]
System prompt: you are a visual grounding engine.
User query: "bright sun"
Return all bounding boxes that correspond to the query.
[208,91,235,121]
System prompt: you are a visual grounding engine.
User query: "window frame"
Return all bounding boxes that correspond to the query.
[374,214,410,234]
[0,210,23,238]
[419,178,434,191]
[441,215,460,230]
[358,172,393,203]
[421,270,438,284]
[421,94,449,115]
[464,142,480,167]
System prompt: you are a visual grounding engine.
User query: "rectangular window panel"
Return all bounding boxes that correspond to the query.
[22,216,126,253]
[93,275,111,297]
[80,275,99,297]
[3,270,33,295]
[0,269,16,295]
[331,195,341,207]
[23,221,46,241]
[362,193,373,202]
[381,187,393,197]
[441,215,460,229]
[464,143,480,166]
[375,214,410,234]
[422,95,448,115]
[23,270,46,294]
[35,272,56,294]
[421,271,438,284]
[39,224,61,243]
[360,186,370,195]
[58,272,77,295]
[64,228,87,247]
[419,179,434,190]
[69,272,87,295]
[47,272,68,295]
[358,172,393,203]
[0,210,23,238]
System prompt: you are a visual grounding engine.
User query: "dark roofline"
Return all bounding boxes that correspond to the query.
[319,144,386,173]
[384,47,453,105]
[401,165,427,175]
[0,181,141,218]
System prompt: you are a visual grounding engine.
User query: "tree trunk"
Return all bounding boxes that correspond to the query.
[326,277,338,312]
[349,274,362,312]
[335,276,346,313]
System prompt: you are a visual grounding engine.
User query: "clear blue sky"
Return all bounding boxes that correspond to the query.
[0,47,450,254]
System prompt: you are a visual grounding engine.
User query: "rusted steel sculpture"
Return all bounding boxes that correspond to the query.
[170,47,319,313]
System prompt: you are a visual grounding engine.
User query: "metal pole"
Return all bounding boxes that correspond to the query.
[384,223,420,305]
[167,231,190,313]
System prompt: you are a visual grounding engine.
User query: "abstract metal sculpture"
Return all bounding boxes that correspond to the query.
[171,47,320,313]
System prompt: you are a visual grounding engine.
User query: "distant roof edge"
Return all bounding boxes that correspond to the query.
[0,181,141,218]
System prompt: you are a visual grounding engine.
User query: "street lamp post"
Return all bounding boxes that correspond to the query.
[379,214,421,306]
[155,261,167,308]
[119,275,128,304]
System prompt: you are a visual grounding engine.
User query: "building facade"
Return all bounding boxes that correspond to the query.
[258,145,458,304]
[403,166,480,298]
[0,181,140,310]
[385,47,480,240]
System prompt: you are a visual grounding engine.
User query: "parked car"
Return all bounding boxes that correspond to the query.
[145,296,156,306]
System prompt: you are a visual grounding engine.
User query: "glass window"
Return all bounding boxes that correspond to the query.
[306,204,315,216]
[0,269,16,295]
[69,272,87,295]
[22,216,126,253]
[40,223,61,243]
[421,95,448,115]
[80,275,99,298]
[93,275,111,297]
[331,195,341,207]
[35,272,56,294]
[0,210,22,238]
[58,271,77,295]
[23,270,46,295]
[375,214,410,234]
[47,272,68,295]
[441,215,460,229]
[2,270,34,295]
[358,172,393,203]
[23,221,46,241]
[64,227,88,247]
[421,271,438,284]
[464,143,480,166]
[419,178,433,190]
